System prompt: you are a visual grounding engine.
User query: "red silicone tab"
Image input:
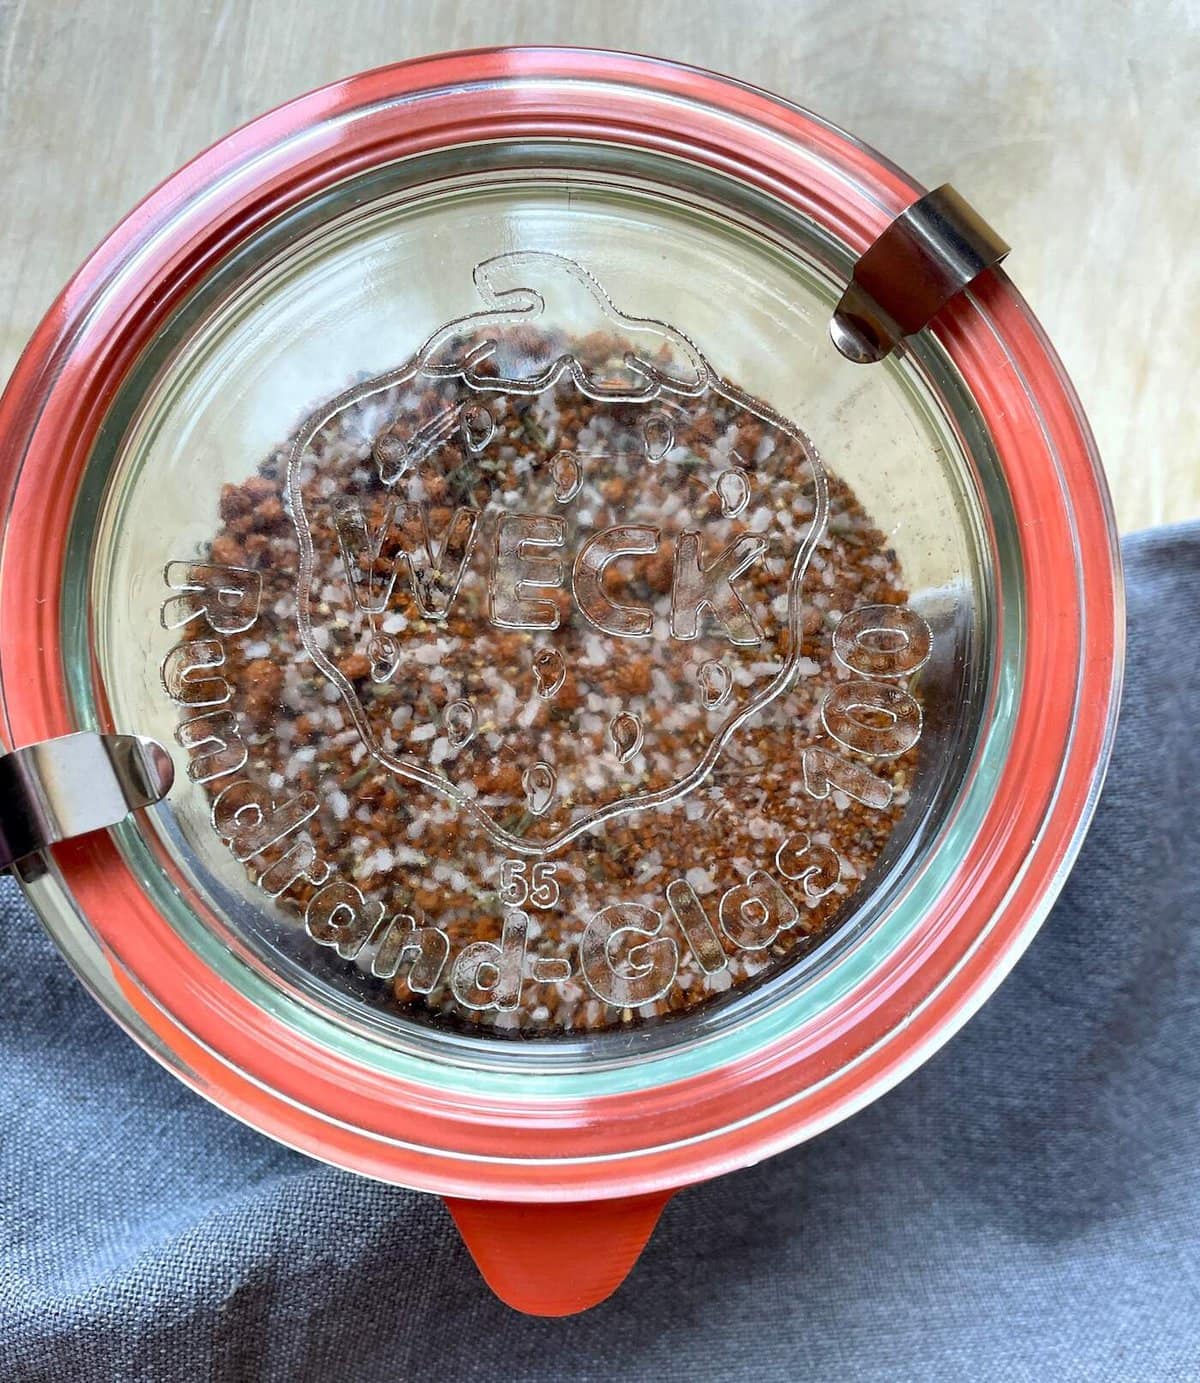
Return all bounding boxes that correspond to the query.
[445,1190,672,1315]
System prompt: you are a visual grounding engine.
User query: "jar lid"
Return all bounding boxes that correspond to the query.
[0,51,1120,1239]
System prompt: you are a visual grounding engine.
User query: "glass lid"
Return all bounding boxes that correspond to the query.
[77,145,994,1052]
[0,52,1120,1197]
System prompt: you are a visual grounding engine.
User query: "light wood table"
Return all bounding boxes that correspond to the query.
[2,0,1196,531]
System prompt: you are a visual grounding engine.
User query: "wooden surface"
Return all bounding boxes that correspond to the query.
[1,0,1196,531]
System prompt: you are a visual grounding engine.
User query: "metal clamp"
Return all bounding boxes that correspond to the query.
[0,732,174,874]
[830,184,1010,364]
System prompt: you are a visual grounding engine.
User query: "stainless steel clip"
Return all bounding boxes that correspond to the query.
[830,184,1009,364]
[0,732,174,873]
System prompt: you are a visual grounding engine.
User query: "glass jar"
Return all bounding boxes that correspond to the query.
[0,49,1122,1314]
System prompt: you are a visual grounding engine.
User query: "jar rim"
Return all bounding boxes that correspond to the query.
[0,48,1122,1198]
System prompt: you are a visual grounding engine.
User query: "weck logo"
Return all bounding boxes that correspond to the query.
[286,252,830,857]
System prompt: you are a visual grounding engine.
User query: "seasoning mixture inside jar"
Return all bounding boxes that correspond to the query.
[161,254,930,1036]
